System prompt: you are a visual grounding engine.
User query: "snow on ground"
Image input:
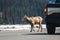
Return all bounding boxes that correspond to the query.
[0,24,46,30]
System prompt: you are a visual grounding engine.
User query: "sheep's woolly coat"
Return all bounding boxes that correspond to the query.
[24,16,43,32]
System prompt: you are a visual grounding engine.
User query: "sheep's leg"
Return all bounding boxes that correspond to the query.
[40,23,42,32]
[30,26,33,32]
[33,25,35,32]
[38,24,40,32]
[30,25,33,32]
[40,22,42,32]
[30,24,35,32]
[37,23,42,32]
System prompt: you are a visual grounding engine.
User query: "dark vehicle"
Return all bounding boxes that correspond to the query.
[44,0,60,34]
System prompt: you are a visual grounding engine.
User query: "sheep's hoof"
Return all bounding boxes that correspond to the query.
[30,31,32,32]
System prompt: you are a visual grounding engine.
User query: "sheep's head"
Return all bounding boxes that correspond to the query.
[24,15,28,20]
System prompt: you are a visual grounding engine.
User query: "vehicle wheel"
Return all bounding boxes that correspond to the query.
[46,24,56,34]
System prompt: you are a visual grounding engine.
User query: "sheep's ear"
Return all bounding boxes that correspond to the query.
[24,15,28,17]
[24,15,27,19]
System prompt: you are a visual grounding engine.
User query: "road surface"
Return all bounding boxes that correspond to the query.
[0,28,60,40]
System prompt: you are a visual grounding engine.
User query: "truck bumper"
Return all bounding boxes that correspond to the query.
[45,13,60,25]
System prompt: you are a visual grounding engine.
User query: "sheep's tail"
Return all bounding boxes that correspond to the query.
[40,17,43,23]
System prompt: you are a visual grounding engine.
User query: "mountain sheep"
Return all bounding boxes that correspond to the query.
[24,16,43,32]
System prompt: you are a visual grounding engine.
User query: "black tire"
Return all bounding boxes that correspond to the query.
[46,24,56,34]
